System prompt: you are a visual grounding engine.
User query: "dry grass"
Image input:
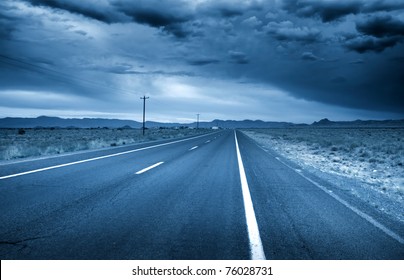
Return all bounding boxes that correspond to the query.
[0,127,210,161]
[245,127,403,164]
[243,127,404,197]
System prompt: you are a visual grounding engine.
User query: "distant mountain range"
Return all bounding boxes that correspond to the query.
[0,116,296,128]
[311,118,404,127]
[0,116,403,128]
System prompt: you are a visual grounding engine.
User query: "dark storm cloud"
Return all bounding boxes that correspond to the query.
[187,58,220,66]
[113,0,211,39]
[228,51,249,64]
[200,2,259,18]
[0,2,22,40]
[21,0,266,42]
[25,0,263,38]
[349,59,365,64]
[282,0,404,22]
[217,7,244,17]
[363,0,404,13]
[0,13,16,39]
[27,0,124,23]
[25,0,196,39]
[344,14,404,53]
[198,0,263,17]
[345,35,400,53]
[114,0,263,38]
[162,22,200,38]
[113,1,191,28]
[282,0,362,22]
[264,21,321,42]
[301,52,320,61]
[356,14,404,37]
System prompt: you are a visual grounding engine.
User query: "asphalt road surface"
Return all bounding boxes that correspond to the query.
[0,130,403,259]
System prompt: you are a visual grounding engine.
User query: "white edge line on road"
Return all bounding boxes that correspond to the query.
[248,135,404,245]
[234,131,266,260]
[135,162,164,175]
[296,167,404,245]
[0,132,217,180]
[189,146,198,151]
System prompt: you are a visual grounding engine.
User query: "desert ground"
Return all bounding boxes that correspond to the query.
[0,127,210,161]
[242,128,404,223]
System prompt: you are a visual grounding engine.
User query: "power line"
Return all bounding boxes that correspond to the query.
[0,54,135,96]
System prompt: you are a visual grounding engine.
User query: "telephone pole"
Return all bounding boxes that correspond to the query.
[196,113,200,129]
[196,114,200,129]
[140,95,149,135]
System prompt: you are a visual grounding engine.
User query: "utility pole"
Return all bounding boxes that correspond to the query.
[196,113,200,129]
[140,95,149,136]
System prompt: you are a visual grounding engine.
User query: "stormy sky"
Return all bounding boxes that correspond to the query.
[1,0,403,123]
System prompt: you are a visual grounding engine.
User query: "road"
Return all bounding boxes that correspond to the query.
[0,130,403,259]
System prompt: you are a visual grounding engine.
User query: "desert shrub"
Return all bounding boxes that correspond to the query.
[3,146,24,160]
[0,128,211,161]
[359,151,370,158]
[349,143,359,149]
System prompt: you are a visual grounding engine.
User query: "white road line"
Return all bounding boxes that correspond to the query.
[205,140,211,143]
[189,146,198,151]
[245,133,404,245]
[234,131,266,260]
[135,162,164,175]
[297,167,404,245]
[266,148,404,245]
[0,133,217,180]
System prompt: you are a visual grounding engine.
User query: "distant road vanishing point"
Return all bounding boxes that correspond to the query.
[0,130,403,259]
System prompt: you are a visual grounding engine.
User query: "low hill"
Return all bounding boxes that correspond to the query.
[0,116,402,129]
[312,118,404,127]
[0,116,298,128]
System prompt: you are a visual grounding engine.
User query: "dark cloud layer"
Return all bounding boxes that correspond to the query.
[344,14,404,53]
[113,1,191,28]
[28,0,123,23]
[357,14,404,37]
[0,14,16,39]
[228,51,249,64]
[282,0,404,22]
[187,58,220,66]
[1,0,404,121]
[344,35,399,53]
[282,0,362,22]
[301,52,320,61]
[264,20,321,42]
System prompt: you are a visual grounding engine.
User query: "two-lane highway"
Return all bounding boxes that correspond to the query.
[0,130,250,259]
[0,130,403,259]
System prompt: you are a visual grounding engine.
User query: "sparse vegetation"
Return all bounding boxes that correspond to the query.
[0,127,210,161]
[242,127,404,222]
